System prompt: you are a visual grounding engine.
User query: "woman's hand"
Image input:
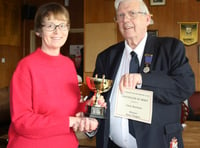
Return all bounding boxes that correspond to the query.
[69,116,81,131]
[79,117,98,132]
[69,95,106,132]
[69,116,98,132]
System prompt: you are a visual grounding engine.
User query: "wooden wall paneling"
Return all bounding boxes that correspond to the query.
[68,0,83,28]
[0,1,21,46]
[0,0,22,88]
[84,23,117,79]
[84,0,116,82]
[103,0,116,22]
[84,0,115,23]
[61,0,84,58]
[22,0,63,7]
[85,0,105,23]
[174,0,200,91]
[148,0,175,37]
[0,46,21,88]
[22,20,34,56]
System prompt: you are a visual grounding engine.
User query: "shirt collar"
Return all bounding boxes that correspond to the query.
[124,32,147,63]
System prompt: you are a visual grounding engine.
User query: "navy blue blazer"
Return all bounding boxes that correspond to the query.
[93,34,195,148]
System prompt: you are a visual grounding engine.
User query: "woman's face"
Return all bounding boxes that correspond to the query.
[40,15,69,54]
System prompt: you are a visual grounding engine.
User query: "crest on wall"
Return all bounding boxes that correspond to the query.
[178,22,199,46]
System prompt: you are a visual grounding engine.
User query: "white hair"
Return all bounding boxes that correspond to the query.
[114,0,150,14]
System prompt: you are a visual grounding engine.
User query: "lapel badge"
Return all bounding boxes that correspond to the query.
[170,137,178,148]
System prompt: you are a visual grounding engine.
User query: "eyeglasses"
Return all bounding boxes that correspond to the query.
[115,11,147,22]
[42,23,70,31]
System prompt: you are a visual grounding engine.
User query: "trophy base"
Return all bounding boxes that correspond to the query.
[86,105,106,119]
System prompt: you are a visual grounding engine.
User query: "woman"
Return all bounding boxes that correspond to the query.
[7,2,102,148]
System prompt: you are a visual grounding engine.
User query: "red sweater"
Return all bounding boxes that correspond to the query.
[8,48,86,148]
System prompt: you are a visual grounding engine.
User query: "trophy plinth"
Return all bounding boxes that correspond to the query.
[86,75,113,119]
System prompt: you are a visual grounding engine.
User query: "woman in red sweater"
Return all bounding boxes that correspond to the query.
[7,2,102,148]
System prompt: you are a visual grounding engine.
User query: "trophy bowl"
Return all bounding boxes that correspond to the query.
[85,75,113,119]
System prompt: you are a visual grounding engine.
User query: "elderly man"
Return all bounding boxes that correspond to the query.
[91,0,195,148]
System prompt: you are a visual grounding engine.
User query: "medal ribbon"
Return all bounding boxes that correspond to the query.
[143,54,153,73]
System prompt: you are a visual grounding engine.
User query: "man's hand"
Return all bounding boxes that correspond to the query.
[119,73,142,93]
[87,95,107,108]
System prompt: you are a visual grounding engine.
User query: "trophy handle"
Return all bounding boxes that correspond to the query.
[86,76,96,91]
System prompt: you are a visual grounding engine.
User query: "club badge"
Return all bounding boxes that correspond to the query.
[170,137,178,148]
[143,54,153,73]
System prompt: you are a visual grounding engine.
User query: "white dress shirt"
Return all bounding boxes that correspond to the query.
[109,33,147,148]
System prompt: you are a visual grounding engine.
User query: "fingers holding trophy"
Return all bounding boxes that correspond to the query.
[86,74,113,119]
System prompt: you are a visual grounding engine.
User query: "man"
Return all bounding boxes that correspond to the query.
[92,0,195,148]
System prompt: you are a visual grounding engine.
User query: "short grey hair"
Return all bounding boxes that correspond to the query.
[114,0,150,14]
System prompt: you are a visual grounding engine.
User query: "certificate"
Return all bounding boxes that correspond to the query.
[114,88,153,124]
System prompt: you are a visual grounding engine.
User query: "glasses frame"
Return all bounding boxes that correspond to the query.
[42,23,70,32]
[115,11,147,22]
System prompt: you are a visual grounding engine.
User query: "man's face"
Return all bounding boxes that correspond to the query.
[116,0,151,42]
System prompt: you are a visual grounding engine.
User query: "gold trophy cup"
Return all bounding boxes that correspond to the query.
[86,75,113,119]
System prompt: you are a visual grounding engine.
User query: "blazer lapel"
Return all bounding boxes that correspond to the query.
[140,35,156,73]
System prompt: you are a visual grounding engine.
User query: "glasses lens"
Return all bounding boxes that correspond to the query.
[45,23,55,31]
[59,23,68,31]
[129,11,137,18]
